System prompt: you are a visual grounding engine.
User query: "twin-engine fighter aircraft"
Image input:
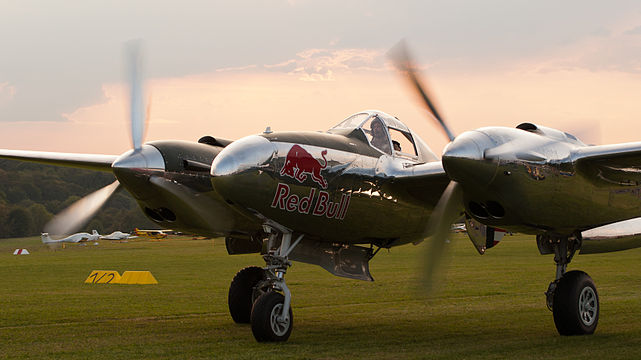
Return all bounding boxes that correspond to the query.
[2,42,641,341]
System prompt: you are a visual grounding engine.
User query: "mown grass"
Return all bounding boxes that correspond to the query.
[1,234,641,359]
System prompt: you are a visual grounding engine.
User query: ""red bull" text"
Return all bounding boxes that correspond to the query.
[270,183,351,220]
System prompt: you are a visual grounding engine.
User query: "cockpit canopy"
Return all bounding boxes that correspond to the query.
[329,110,438,162]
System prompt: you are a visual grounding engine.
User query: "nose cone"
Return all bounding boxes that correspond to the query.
[442,130,498,186]
[111,144,166,201]
[211,135,276,205]
[112,144,165,170]
[211,135,275,178]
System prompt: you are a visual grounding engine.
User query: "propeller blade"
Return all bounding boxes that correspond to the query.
[127,40,146,150]
[422,181,464,293]
[388,40,455,142]
[43,181,121,237]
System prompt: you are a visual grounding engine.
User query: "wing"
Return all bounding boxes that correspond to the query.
[573,141,641,186]
[0,149,117,172]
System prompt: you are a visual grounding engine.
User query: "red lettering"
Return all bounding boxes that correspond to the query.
[312,191,329,216]
[339,193,351,219]
[326,201,340,218]
[286,194,299,212]
[334,193,346,219]
[271,183,351,220]
[271,183,290,209]
[298,188,316,214]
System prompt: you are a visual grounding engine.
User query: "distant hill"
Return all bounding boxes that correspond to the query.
[0,159,157,238]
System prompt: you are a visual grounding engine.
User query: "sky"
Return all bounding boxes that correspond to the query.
[2,0,641,155]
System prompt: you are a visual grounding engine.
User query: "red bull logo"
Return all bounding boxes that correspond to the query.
[280,144,328,189]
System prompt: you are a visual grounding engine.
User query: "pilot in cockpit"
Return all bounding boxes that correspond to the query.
[370,118,391,153]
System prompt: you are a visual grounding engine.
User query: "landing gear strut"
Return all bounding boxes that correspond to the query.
[227,222,303,342]
[539,234,599,335]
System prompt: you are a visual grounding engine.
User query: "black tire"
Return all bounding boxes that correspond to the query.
[228,266,265,323]
[553,270,599,335]
[250,291,293,342]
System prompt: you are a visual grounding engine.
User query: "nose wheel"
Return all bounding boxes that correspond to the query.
[227,222,303,342]
[251,291,293,341]
[228,266,268,323]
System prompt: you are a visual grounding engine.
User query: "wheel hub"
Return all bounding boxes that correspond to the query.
[579,286,597,326]
[269,303,290,336]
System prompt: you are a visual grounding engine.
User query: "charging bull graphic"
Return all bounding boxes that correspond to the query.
[280,144,328,189]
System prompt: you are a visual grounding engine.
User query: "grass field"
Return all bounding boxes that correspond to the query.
[2,234,641,359]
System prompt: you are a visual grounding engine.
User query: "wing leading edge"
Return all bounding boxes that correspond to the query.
[0,149,117,172]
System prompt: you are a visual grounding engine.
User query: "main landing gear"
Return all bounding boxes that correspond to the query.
[227,223,303,342]
[539,234,599,335]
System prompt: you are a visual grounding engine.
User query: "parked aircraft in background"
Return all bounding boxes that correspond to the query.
[450,223,466,233]
[41,230,100,244]
[132,228,168,239]
[100,231,133,240]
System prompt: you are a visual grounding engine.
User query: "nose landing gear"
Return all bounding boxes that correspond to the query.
[227,223,303,342]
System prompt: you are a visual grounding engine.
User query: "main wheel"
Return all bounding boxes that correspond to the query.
[228,266,266,323]
[552,270,599,335]
[250,291,293,342]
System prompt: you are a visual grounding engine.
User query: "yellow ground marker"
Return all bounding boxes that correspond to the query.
[117,271,158,284]
[85,270,121,284]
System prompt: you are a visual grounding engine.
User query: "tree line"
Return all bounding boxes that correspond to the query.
[0,159,157,238]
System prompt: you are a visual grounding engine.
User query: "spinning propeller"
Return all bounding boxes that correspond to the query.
[44,41,150,237]
[390,41,476,291]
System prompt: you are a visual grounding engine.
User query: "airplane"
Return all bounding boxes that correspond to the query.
[2,41,641,342]
[100,231,133,240]
[132,228,167,239]
[41,230,100,244]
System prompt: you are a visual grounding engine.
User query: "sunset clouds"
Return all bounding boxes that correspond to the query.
[3,1,641,156]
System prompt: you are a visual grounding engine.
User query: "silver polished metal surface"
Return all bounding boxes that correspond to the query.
[443,130,494,162]
[112,144,165,170]
[211,135,275,177]
[442,130,498,186]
